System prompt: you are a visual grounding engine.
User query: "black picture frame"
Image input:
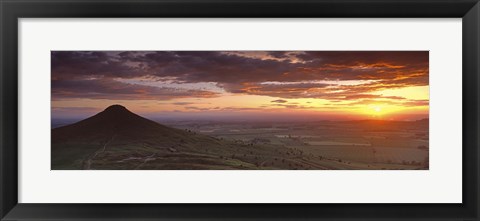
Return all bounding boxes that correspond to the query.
[1,0,479,220]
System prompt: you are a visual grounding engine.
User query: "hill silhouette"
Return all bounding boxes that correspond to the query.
[52,104,190,143]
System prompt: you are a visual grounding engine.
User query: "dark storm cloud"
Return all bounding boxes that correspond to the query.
[297,51,427,65]
[51,51,147,79]
[52,78,219,100]
[51,51,428,100]
[268,51,290,59]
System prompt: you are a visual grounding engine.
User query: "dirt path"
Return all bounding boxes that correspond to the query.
[293,158,332,170]
[83,135,115,170]
[134,153,156,169]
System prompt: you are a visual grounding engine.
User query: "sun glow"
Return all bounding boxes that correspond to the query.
[366,105,384,117]
[51,51,429,121]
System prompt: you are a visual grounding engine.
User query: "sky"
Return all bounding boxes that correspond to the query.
[51,51,429,121]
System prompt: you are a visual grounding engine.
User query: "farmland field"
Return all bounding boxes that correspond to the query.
[161,119,429,170]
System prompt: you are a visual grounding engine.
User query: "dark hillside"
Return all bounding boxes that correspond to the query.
[52,105,190,143]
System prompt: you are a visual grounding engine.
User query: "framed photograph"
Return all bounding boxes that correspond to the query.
[1,0,479,220]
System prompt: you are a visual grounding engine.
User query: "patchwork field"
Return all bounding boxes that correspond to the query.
[163,119,429,170]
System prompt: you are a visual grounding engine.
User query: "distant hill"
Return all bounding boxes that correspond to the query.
[52,105,193,143]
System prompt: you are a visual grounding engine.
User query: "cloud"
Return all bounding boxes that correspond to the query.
[271,99,288,103]
[172,102,195,105]
[52,78,219,100]
[343,94,406,100]
[183,106,265,112]
[52,107,100,112]
[272,104,300,108]
[323,98,429,108]
[402,99,429,106]
[51,51,428,102]
[184,106,211,111]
